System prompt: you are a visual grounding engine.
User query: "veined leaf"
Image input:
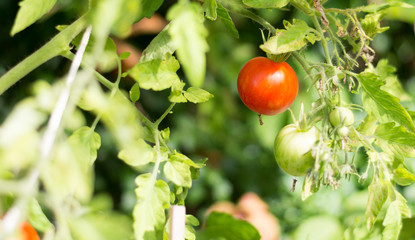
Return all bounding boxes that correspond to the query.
[242,0,289,8]
[203,0,218,20]
[372,59,412,101]
[134,173,170,240]
[382,201,402,240]
[260,19,320,55]
[68,126,101,168]
[129,54,180,91]
[374,122,415,159]
[393,166,415,186]
[170,152,205,169]
[28,198,54,232]
[168,80,187,103]
[137,0,164,20]
[366,179,389,229]
[164,159,192,188]
[361,13,389,38]
[42,141,94,202]
[217,3,239,38]
[359,72,415,132]
[183,87,214,103]
[118,139,156,166]
[140,26,176,62]
[357,1,415,13]
[168,1,208,87]
[395,190,411,218]
[11,0,57,36]
[375,122,415,146]
[129,83,141,103]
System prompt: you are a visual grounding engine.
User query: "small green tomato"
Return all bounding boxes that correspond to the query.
[274,124,320,177]
[329,107,354,127]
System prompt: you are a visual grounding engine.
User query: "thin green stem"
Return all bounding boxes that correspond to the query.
[0,15,88,95]
[311,15,332,65]
[151,130,163,182]
[154,103,176,127]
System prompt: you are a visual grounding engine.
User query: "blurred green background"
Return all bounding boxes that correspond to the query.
[1,0,415,239]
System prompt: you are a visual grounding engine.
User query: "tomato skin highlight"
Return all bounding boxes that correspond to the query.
[274,124,319,177]
[237,57,299,115]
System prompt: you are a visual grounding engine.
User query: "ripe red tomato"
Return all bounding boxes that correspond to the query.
[237,57,299,115]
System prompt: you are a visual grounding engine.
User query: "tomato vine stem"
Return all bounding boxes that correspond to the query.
[0,15,88,95]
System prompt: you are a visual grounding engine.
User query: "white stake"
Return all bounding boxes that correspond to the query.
[170,205,186,240]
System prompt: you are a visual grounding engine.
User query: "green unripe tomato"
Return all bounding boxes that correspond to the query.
[329,107,354,127]
[274,124,320,177]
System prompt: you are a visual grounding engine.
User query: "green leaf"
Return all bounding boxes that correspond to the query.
[11,0,57,36]
[170,152,205,169]
[133,173,170,240]
[395,191,411,218]
[120,51,130,60]
[69,211,133,240]
[140,26,176,62]
[356,114,378,136]
[129,54,180,91]
[68,126,101,168]
[164,158,192,188]
[393,166,415,186]
[136,0,164,20]
[0,99,45,171]
[197,212,261,240]
[186,215,200,227]
[79,84,144,150]
[374,122,415,159]
[382,201,402,240]
[167,1,208,87]
[217,3,239,38]
[361,13,389,38]
[168,80,187,103]
[373,59,412,101]
[375,122,415,146]
[42,141,94,202]
[293,215,344,240]
[28,198,54,232]
[112,0,161,38]
[357,1,415,13]
[242,0,289,8]
[260,19,320,55]
[203,0,218,20]
[183,87,214,103]
[118,139,156,166]
[130,83,141,103]
[366,178,389,229]
[359,72,415,132]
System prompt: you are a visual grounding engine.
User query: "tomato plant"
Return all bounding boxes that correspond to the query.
[274,124,320,177]
[0,0,415,240]
[237,57,298,116]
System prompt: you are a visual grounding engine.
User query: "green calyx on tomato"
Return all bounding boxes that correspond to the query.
[274,124,320,177]
[237,57,299,116]
[329,107,354,127]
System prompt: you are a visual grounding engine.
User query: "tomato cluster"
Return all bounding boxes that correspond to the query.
[237,57,322,177]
